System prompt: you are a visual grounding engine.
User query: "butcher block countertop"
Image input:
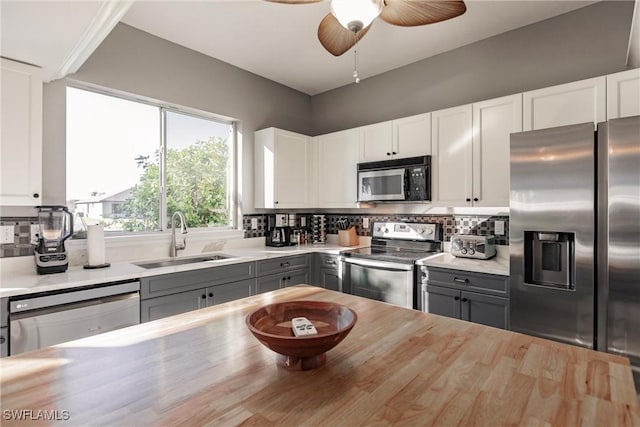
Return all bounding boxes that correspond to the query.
[1,286,638,426]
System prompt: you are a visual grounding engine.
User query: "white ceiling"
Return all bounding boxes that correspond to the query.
[2,1,601,95]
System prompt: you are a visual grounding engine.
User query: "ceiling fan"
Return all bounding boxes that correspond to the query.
[265,0,467,57]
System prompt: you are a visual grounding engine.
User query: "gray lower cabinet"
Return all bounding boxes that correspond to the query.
[140,262,255,322]
[1,298,7,356]
[255,268,310,294]
[141,289,204,322]
[311,253,341,291]
[255,255,311,294]
[141,279,253,322]
[0,327,8,357]
[423,266,509,330]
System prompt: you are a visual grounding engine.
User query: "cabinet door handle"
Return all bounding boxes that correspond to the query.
[462,298,468,302]
[453,277,468,284]
[392,151,397,155]
[473,197,479,202]
[201,294,206,299]
[454,296,460,301]
[386,152,391,156]
[0,336,6,344]
[208,293,213,298]
[33,193,40,199]
[466,198,471,202]
[287,276,291,281]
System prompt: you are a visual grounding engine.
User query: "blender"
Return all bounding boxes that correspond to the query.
[34,206,73,274]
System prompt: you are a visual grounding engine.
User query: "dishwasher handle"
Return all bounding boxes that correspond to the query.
[10,281,140,314]
[9,292,140,321]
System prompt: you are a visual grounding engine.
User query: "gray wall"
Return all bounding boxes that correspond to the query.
[311,1,635,134]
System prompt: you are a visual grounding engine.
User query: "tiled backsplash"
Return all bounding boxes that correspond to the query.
[0,217,36,258]
[243,213,510,245]
[1,213,509,259]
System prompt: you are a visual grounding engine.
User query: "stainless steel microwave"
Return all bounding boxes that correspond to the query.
[357,156,431,202]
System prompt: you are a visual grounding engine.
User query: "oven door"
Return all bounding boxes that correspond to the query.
[358,168,406,201]
[342,257,415,309]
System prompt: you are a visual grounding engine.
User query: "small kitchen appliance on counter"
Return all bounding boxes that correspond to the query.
[451,235,496,259]
[34,205,73,274]
[266,214,295,247]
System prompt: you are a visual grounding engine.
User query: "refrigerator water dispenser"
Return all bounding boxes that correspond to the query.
[524,231,575,290]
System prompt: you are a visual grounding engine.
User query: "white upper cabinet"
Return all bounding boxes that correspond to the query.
[393,113,432,158]
[431,104,473,206]
[0,58,43,206]
[254,128,312,209]
[359,113,431,162]
[317,129,359,208]
[607,68,640,119]
[472,94,523,207]
[523,76,606,131]
[358,121,393,162]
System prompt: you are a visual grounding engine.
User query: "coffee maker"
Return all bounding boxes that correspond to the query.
[34,205,73,274]
[266,214,294,247]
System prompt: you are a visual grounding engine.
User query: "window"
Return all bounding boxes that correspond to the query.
[66,86,235,233]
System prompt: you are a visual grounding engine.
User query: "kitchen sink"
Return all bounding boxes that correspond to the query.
[134,254,234,269]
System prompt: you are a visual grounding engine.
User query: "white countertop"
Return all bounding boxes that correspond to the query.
[0,243,364,299]
[1,242,510,299]
[417,246,509,276]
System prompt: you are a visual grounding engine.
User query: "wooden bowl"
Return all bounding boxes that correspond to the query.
[246,300,357,370]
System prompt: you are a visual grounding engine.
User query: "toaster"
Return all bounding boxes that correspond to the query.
[451,235,497,259]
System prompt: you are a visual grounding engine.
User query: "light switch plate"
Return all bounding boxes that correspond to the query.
[31,224,39,244]
[494,220,505,236]
[0,225,14,244]
[362,217,370,229]
[251,218,258,230]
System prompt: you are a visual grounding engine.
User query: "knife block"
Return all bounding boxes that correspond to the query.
[338,227,359,247]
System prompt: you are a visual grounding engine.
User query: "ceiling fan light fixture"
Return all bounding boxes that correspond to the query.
[330,0,383,33]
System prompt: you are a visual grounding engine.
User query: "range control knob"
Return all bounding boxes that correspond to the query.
[425,228,434,235]
[461,248,468,254]
[416,228,425,234]
[468,248,475,255]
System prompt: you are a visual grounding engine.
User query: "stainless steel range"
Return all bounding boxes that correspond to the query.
[341,222,442,310]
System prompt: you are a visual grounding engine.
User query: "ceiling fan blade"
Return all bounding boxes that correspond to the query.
[380,0,466,27]
[263,0,322,3]
[317,13,371,56]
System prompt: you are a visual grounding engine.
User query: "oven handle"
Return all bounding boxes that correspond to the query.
[342,257,413,271]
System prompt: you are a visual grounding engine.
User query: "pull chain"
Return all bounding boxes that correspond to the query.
[353,31,360,84]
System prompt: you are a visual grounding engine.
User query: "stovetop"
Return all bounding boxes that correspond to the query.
[341,221,443,265]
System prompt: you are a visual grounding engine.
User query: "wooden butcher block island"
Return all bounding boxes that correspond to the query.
[1,285,638,426]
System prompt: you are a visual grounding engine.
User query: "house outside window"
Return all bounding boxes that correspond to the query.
[66,86,235,233]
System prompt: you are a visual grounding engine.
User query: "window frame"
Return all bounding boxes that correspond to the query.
[65,81,239,235]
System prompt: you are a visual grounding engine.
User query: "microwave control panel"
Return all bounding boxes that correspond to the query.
[406,167,427,200]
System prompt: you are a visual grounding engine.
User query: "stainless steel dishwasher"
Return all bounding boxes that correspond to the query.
[9,281,140,355]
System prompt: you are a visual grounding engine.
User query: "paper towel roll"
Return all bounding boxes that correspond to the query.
[87,225,106,266]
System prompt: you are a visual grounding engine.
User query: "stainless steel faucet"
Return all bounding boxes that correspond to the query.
[170,211,188,257]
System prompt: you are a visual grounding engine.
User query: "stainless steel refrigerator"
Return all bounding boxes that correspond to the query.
[510,116,640,381]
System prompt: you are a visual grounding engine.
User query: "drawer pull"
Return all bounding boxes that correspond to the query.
[280,262,290,268]
[454,277,468,284]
